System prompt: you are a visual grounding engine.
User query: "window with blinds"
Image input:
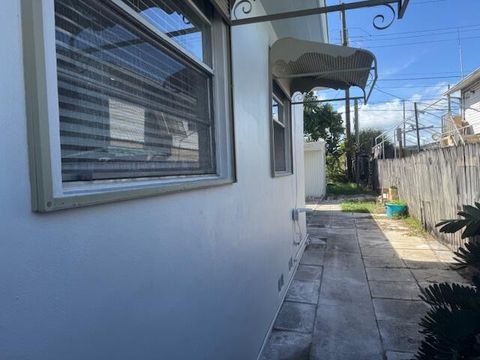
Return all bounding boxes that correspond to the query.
[272,83,293,175]
[54,0,216,182]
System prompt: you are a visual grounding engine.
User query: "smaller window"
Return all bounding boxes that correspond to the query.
[271,83,292,176]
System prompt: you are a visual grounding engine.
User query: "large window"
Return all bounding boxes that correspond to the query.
[56,0,215,181]
[23,0,234,211]
[271,83,292,176]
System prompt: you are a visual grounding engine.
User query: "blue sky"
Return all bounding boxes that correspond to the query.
[319,0,480,144]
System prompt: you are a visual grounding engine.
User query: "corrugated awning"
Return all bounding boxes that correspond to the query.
[270,38,377,102]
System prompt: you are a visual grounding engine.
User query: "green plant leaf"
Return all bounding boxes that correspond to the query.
[420,283,480,310]
[436,202,480,239]
[416,305,480,359]
[454,240,480,272]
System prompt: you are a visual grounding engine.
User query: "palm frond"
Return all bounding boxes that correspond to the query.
[416,307,480,359]
[454,240,480,272]
[436,203,480,239]
[420,283,480,310]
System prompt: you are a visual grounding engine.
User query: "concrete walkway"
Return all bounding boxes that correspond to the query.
[261,201,467,360]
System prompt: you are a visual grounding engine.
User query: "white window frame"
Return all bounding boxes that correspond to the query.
[270,82,293,177]
[21,0,235,212]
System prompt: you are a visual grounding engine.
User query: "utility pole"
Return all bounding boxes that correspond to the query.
[396,127,403,159]
[340,6,353,181]
[402,100,406,151]
[393,129,397,159]
[354,99,360,184]
[458,28,464,79]
[445,84,451,136]
[414,102,421,152]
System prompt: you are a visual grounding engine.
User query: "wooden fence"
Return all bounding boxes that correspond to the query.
[376,144,480,249]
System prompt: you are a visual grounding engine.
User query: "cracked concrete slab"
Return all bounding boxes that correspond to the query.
[369,281,421,300]
[286,280,321,304]
[300,246,325,266]
[311,306,384,360]
[412,269,468,284]
[363,256,406,268]
[294,265,323,282]
[366,268,415,282]
[373,299,428,324]
[260,331,312,360]
[378,320,423,353]
[385,351,415,360]
[273,302,316,333]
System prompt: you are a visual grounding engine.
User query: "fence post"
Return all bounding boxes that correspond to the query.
[414,102,421,152]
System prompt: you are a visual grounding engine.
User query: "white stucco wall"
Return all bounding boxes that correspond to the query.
[304,140,326,198]
[0,1,309,360]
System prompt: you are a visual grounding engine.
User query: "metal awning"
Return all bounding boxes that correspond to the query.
[271,38,377,102]
[211,0,410,27]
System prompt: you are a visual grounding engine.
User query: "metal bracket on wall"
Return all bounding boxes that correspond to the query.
[230,0,410,29]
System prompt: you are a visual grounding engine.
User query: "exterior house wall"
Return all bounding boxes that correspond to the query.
[304,140,326,198]
[0,1,311,359]
[463,82,480,134]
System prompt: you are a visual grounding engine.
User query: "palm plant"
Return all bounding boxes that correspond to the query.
[415,203,480,360]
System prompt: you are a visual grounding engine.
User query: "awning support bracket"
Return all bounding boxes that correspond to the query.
[231,0,410,28]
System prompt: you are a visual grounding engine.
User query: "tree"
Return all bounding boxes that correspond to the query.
[303,92,345,181]
[304,92,344,154]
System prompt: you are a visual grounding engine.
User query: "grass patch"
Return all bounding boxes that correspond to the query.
[341,199,428,236]
[402,216,426,236]
[341,200,381,213]
[327,182,375,196]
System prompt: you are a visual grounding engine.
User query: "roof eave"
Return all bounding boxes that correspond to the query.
[445,68,480,95]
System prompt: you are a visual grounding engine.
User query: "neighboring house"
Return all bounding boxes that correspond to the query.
[444,68,480,145]
[304,140,327,198]
[0,0,390,359]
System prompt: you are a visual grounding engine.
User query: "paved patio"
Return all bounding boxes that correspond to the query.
[261,201,468,360]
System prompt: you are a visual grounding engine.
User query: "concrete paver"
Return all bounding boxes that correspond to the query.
[260,200,467,359]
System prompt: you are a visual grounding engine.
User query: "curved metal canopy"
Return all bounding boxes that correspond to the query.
[270,38,377,102]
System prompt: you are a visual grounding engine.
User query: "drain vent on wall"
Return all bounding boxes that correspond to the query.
[288,257,293,271]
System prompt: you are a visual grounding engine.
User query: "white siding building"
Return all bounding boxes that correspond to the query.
[304,140,327,198]
[446,68,480,136]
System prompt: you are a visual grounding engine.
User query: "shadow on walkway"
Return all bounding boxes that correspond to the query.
[260,200,468,360]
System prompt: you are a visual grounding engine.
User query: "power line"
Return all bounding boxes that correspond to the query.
[377,76,460,81]
[333,21,480,40]
[336,27,480,43]
[378,71,463,76]
[362,35,480,48]
[374,87,405,100]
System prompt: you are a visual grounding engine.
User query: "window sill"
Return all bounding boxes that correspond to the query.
[273,171,294,178]
[39,175,234,212]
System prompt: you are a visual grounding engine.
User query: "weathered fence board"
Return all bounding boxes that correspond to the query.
[376,144,480,249]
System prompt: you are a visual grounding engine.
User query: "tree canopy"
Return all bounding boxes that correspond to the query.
[303,92,344,156]
[303,92,345,180]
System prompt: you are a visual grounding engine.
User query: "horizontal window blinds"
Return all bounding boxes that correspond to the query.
[55,0,216,182]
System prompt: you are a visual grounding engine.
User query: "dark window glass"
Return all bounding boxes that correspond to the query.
[54,0,215,182]
[272,84,292,174]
